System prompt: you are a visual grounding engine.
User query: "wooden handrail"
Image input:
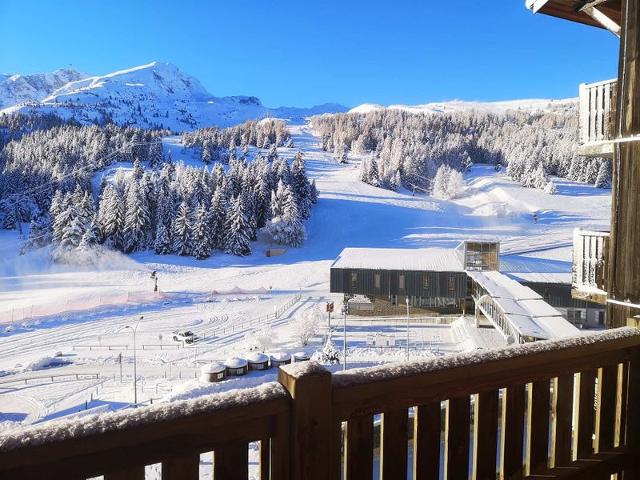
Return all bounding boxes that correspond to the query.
[0,328,639,480]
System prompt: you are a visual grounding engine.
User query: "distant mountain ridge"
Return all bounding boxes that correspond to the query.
[0,62,348,131]
[348,98,578,116]
[0,68,87,109]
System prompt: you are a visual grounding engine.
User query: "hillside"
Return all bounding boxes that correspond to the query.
[0,62,348,131]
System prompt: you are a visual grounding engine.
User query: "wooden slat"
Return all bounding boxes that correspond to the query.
[576,370,597,459]
[260,438,270,480]
[413,402,441,480]
[526,380,550,475]
[329,419,342,480]
[344,414,373,480]
[523,447,633,480]
[616,362,628,448]
[596,365,619,452]
[445,396,470,480]
[214,442,248,480]
[551,374,574,467]
[104,466,146,480]
[474,390,499,480]
[162,454,199,480]
[380,409,408,480]
[270,410,291,480]
[501,384,526,480]
[622,350,640,479]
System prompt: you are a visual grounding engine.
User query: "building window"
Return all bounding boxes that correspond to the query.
[598,311,605,325]
[448,277,456,294]
[399,274,405,290]
[391,295,397,305]
[351,272,357,290]
[375,273,381,290]
[423,276,430,291]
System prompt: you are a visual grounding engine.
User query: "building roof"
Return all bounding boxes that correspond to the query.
[331,247,465,272]
[468,270,579,340]
[526,0,621,30]
[505,272,572,284]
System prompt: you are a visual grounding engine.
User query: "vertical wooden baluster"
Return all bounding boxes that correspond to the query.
[576,369,597,460]
[330,420,343,480]
[445,396,470,480]
[526,380,550,475]
[214,442,248,480]
[596,365,618,453]
[271,410,291,480]
[380,409,408,480]
[413,402,441,480]
[616,363,628,448]
[260,438,270,480]
[104,466,146,480]
[473,390,499,480]
[551,374,574,468]
[500,385,525,480]
[163,454,199,480]
[344,414,374,480]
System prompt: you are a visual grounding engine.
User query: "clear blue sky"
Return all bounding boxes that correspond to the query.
[0,0,619,108]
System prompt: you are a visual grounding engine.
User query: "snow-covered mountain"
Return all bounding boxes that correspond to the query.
[1,62,348,130]
[349,98,578,116]
[0,68,87,109]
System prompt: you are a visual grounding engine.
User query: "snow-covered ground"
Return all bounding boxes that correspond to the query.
[0,123,611,428]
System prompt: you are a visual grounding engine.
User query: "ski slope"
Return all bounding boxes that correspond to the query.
[0,123,611,426]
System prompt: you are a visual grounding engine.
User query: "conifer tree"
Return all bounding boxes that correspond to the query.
[224,196,251,256]
[191,203,212,259]
[173,201,192,256]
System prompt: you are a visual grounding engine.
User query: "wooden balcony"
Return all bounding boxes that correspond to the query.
[572,228,610,304]
[1,328,639,480]
[577,78,617,158]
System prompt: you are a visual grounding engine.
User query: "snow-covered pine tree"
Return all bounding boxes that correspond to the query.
[224,195,251,256]
[153,221,172,254]
[309,179,319,204]
[123,180,150,253]
[595,160,611,188]
[191,203,212,259]
[97,184,124,249]
[208,188,227,250]
[173,201,193,256]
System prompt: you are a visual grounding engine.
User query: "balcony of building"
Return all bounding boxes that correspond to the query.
[576,78,617,158]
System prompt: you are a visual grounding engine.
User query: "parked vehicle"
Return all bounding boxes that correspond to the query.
[172,330,198,344]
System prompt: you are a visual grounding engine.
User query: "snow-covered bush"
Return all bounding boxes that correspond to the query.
[543,180,557,195]
[245,326,277,352]
[292,309,320,347]
[312,339,342,364]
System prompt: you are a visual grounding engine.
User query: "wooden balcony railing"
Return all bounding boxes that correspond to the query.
[572,228,609,304]
[577,78,617,157]
[1,328,639,480]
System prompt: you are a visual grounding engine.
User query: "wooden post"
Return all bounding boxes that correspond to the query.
[607,0,640,328]
[278,363,333,480]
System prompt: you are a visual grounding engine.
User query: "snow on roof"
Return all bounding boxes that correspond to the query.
[467,270,579,340]
[246,352,269,363]
[270,352,291,361]
[331,247,464,272]
[224,357,248,369]
[200,362,225,374]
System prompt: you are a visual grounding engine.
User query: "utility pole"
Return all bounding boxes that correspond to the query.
[406,296,410,361]
[123,316,143,406]
[118,352,123,383]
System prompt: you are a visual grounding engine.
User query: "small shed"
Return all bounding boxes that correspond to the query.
[270,352,292,367]
[224,357,249,376]
[246,352,270,371]
[199,362,226,383]
[293,351,310,362]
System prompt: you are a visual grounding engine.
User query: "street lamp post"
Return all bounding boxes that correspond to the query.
[406,297,410,361]
[341,303,348,371]
[123,316,143,406]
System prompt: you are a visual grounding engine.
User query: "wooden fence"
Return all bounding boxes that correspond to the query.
[0,328,638,480]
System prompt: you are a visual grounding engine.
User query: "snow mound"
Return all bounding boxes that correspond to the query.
[18,355,70,372]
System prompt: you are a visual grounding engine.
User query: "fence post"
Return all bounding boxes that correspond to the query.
[278,362,333,480]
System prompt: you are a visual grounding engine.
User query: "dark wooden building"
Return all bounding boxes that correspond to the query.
[330,247,470,314]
